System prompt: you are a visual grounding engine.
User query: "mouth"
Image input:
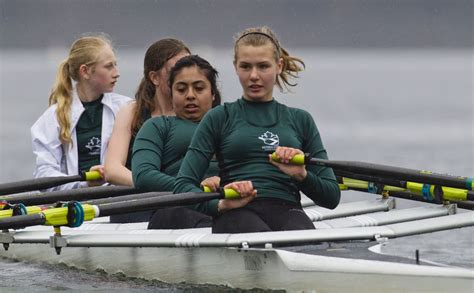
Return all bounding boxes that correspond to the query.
[184,104,199,112]
[249,84,262,91]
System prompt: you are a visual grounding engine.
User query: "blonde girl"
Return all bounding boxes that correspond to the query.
[31,34,131,191]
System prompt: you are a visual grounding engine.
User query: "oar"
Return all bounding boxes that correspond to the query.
[340,183,474,211]
[384,190,474,211]
[271,153,473,190]
[335,174,474,202]
[0,171,102,196]
[0,191,169,219]
[0,185,139,206]
[0,189,239,230]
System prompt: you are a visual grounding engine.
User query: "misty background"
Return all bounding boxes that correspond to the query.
[0,0,472,181]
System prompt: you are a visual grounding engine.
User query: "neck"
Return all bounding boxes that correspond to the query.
[151,92,175,116]
[242,95,274,103]
[76,83,101,103]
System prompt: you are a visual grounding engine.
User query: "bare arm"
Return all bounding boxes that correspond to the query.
[104,103,135,186]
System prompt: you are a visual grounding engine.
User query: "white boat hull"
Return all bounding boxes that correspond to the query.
[1,197,473,291]
[2,243,473,292]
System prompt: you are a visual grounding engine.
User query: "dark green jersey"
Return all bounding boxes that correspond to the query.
[77,97,103,172]
[174,98,340,216]
[132,116,218,192]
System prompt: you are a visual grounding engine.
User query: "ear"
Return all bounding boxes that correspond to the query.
[276,57,283,75]
[212,94,215,101]
[79,64,90,80]
[148,70,160,86]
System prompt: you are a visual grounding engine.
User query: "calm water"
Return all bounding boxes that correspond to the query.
[0,49,472,290]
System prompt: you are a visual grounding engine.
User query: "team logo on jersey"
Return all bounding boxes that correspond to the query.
[85,137,101,155]
[258,131,279,151]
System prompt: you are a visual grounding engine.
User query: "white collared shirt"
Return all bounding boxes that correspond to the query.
[31,90,132,191]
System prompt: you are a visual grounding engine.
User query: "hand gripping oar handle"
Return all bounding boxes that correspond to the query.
[0,171,102,196]
[271,153,473,191]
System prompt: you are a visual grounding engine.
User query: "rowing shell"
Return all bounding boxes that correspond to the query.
[0,196,473,292]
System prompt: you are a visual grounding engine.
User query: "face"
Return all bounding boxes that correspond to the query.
[156,51,190,99]
[172,65,214,122]
[234,43,282,102]
[85,45,120,96]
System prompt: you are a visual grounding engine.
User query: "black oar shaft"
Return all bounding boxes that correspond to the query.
[1,185,139,205]
[0,214,45,230]
[467,191,474,201]
[0,175,84,196]
[97,192,222,217]
[85,192,169,205]
[307,157,471,190]
[335,171,407,188]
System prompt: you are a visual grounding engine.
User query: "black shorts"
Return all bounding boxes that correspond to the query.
[212,197,315,234]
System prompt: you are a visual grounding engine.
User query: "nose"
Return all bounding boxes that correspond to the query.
[114,67,120,79]
[249,67,259,80]
[186,88,196,100]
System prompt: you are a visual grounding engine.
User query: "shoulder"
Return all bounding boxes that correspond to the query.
[136,115,171,140]
[32,104,59,129]
[115,101,136,120]
[105,92,132,102]
[141,115,169,131]
[205,100,239,119]
[103,92,133,110]
[279,101,314,121]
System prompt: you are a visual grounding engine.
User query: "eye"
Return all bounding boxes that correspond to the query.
[258,63,270,70]
[195,86,204,92]
[105,63,115,69]
[174,85,187,93]
[239,63,251,70]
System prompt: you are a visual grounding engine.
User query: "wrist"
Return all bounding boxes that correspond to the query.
[293,169,308,182]
[217,200,226,214]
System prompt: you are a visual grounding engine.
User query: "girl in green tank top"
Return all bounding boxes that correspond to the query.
[174,26,341,233]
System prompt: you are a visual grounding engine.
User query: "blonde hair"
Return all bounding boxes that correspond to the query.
[49,34,113,144]
[233,26,305,91]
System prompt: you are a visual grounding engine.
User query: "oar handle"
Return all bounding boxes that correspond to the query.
[202,186,240,199]
[81,170,102,181]
[270,153,306,165]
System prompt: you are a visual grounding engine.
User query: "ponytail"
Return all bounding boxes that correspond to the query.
[49,60,74,144]
[131,78,156,135]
